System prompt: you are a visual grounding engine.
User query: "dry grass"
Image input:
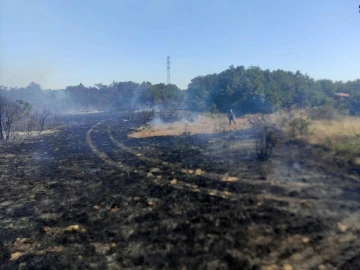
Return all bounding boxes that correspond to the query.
[268,110,360,167]
[265,109,360,147]
[129,113,251,138]
[305,117,360,145]
[305,117,360,167]
[130,109,360,167]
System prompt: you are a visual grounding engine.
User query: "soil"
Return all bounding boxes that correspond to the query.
[1,112,360,270]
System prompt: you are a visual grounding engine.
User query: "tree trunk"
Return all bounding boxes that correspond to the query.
[5,122,11,140]
[0,121,3,140]
[40,120,44,133]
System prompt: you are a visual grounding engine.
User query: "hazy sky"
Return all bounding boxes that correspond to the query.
[0,0,359,90]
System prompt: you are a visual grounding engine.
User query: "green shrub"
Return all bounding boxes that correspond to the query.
[353,130,360,138]
[309,105,339,120]
[255,126,278,161]
[324,137,333,148]
[288,118,312,136]
[139,109,155,123]
[209,103,219,114]
[335,138,360,161]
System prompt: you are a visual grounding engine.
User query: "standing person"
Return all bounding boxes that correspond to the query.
[228,109,236,125]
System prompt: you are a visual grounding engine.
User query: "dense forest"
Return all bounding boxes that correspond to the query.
[187,66,360,115]
[0,65,359,116]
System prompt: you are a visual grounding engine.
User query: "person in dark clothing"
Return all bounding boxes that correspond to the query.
[228,109,236,125]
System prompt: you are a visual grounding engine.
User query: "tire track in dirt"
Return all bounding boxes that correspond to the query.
[89,120,353,218]
[102,122,338,211]
[106,126,257,200]
[107,128,242,181]
[86,124,145,175]
[106,127,334,205]
[86,122,246,201]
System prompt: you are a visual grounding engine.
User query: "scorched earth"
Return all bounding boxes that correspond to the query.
[0,112,360,270]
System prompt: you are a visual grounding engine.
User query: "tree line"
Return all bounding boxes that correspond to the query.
[187,65,360,115]
[0,65,359,125]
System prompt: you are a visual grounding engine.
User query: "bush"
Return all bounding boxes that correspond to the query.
[159,108,179,123]
[309,105,338,120]
[209,103,219,114]
[127,107,137,121]
[182,122,191,136]
[185,112,195,122]
[27,112,38,134]
[335,137,360,164]
[255,126,278,161]
[288,118,312,137]
[138,109,155,123]
[212,115,227,133]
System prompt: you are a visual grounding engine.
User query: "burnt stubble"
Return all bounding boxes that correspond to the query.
[1,112,360,270]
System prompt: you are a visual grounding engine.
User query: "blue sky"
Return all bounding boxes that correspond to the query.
[0,0,359,90]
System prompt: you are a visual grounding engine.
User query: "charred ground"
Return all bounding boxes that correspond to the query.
[1,112,360,270]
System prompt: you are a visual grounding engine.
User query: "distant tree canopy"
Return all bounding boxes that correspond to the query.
[150,83,185,109]
[186,66,360,115]
[0,65,359,115]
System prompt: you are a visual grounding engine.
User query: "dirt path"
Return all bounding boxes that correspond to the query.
[1,112,360,269]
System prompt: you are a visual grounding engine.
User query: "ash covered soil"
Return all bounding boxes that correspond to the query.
[1,112,360,270]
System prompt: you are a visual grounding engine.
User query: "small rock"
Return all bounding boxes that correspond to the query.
[136,153,142,157]
[302,237,310,243]
[110,206,119,213]
[262,265,278,270]
[13,238,32,252]
[222,176,239,182]
[195,169,204,175]
[93,205,100,210]
[111,243,117,248]
[283,264,293,270]
[147,172,153,178]
[150,168,161,173]
[147,201,154,207]
[337,222,348,232]
[43,226,51,233]
[16,238,30,244]
[64,224,80,232]
[10,252,24,261]
[170,179,177,185]
[188,169,194,174]
[318,265,326,270]
[47,245,64,253]
[133,197,141,201]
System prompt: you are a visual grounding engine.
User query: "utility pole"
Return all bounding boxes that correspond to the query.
[167,56,170,85]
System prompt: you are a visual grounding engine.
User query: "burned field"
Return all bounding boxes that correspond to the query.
[1,112,360,270]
